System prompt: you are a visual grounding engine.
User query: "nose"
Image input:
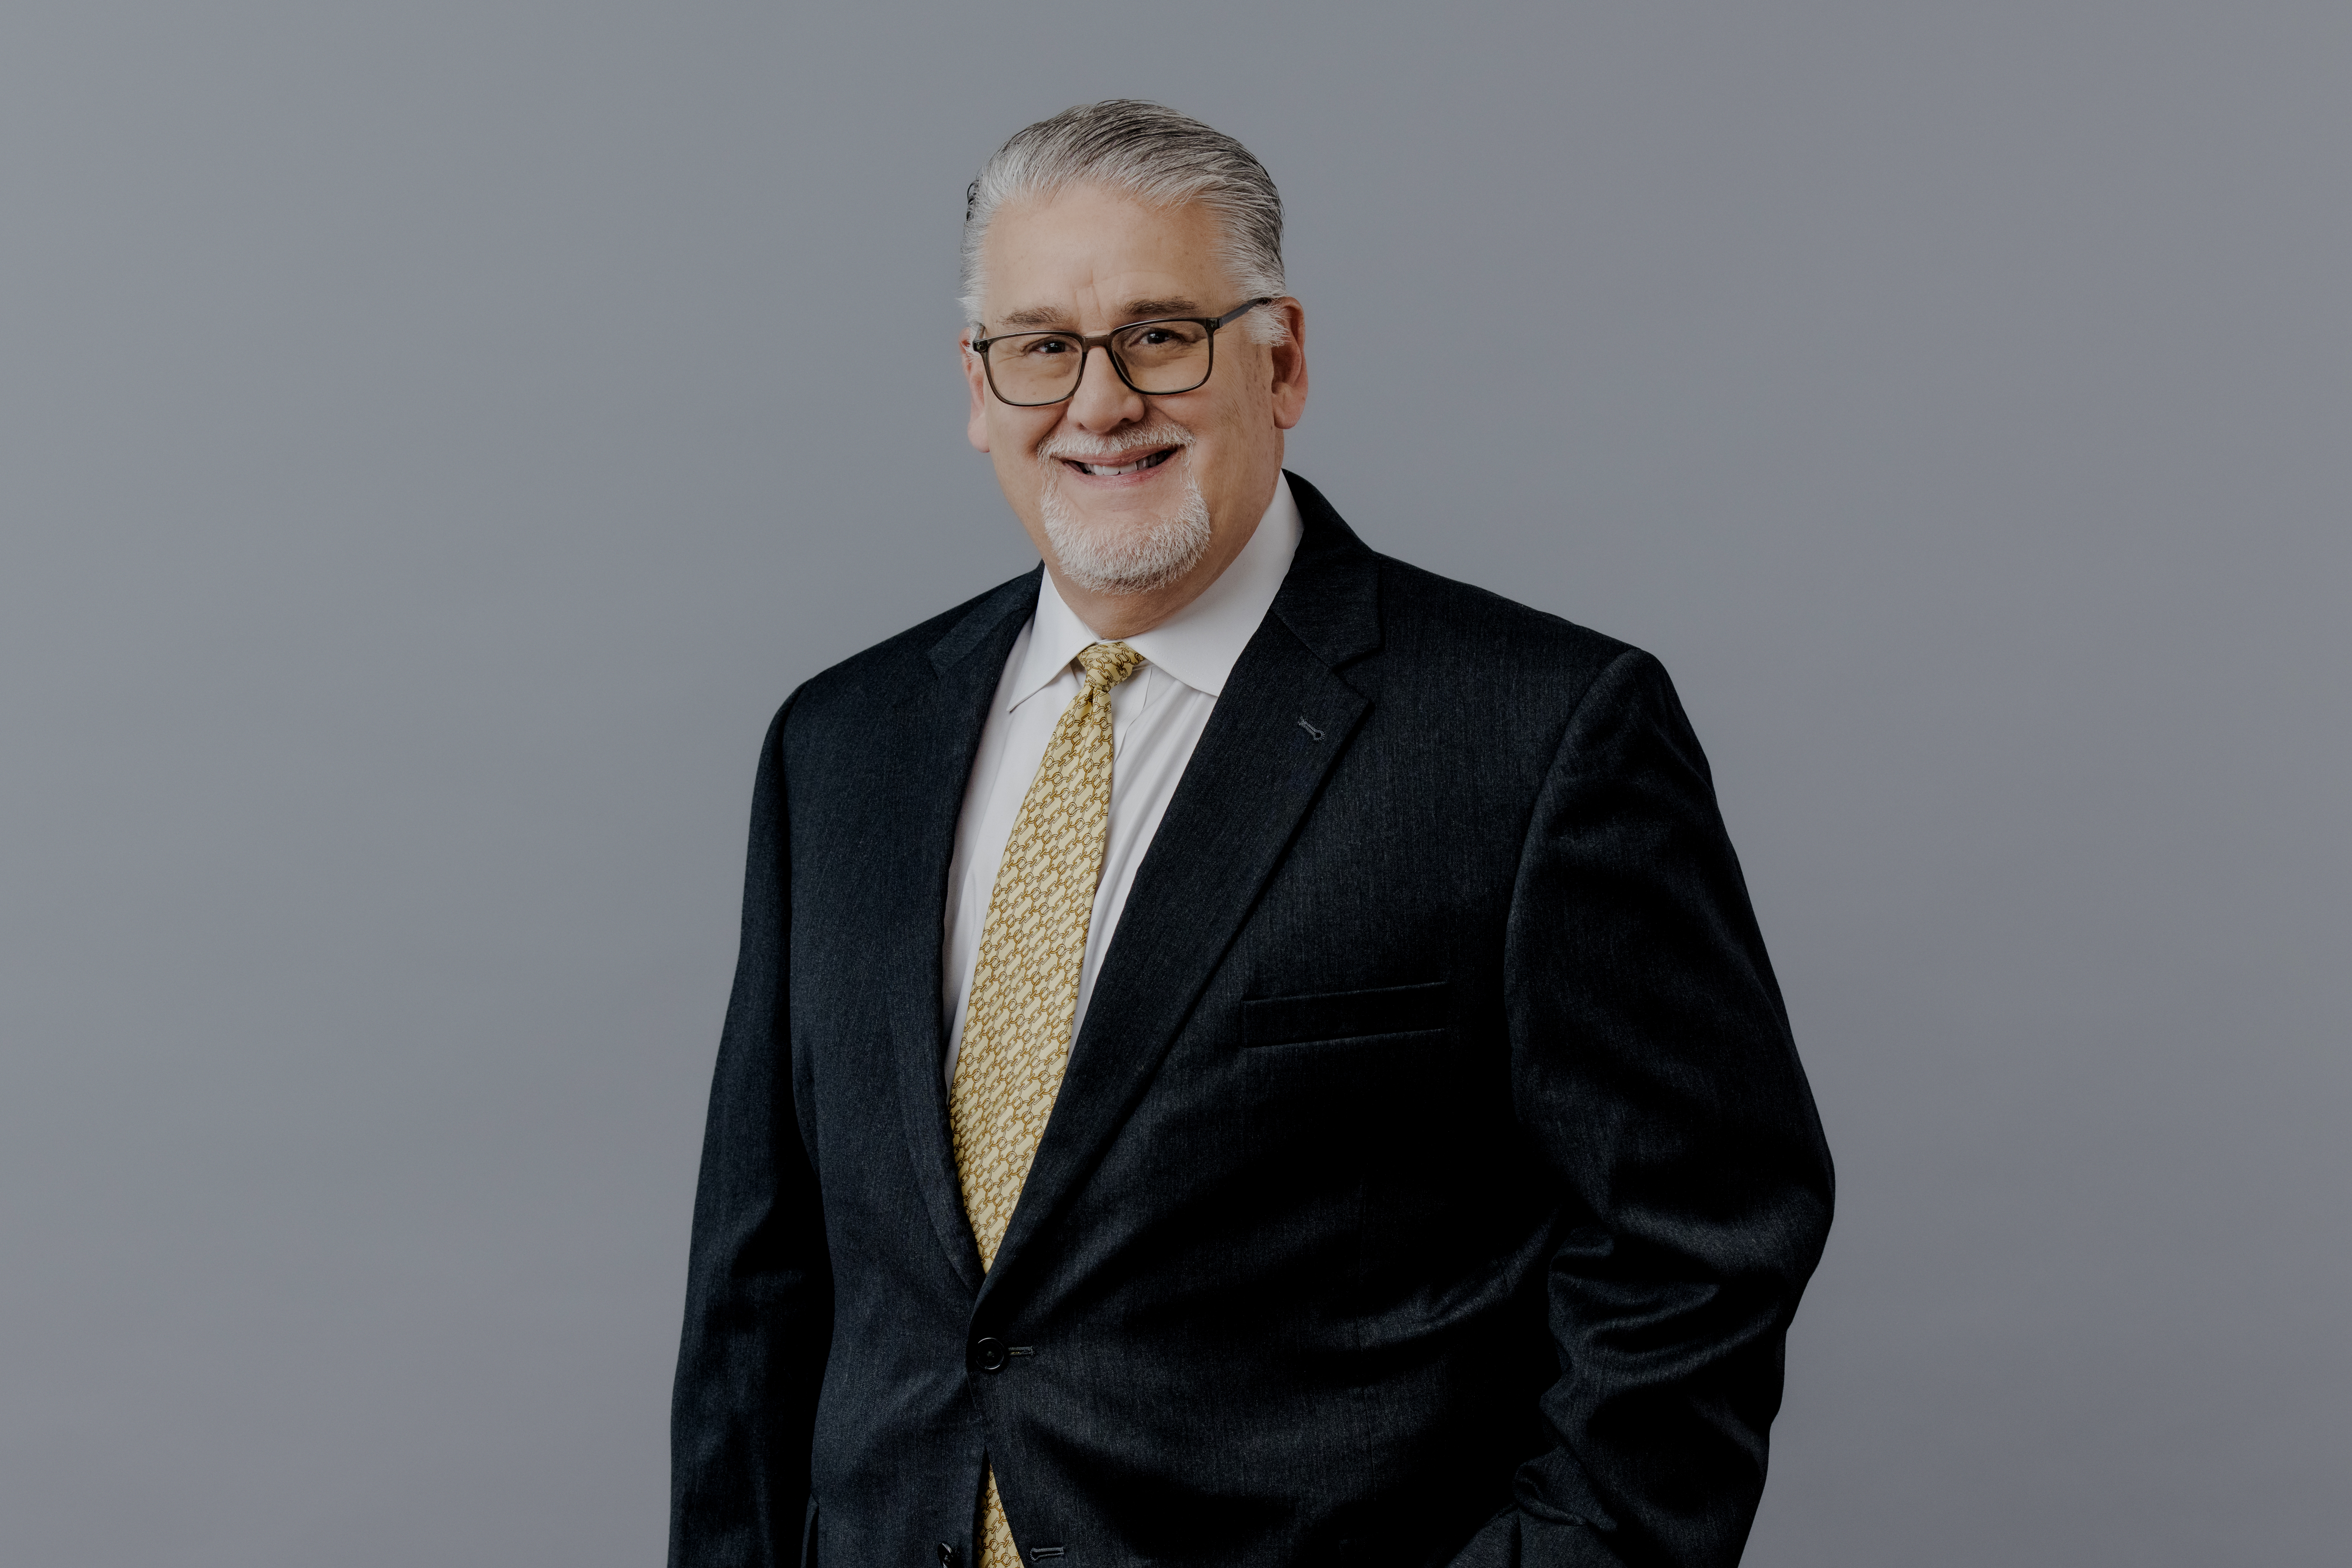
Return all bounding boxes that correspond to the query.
[1064,342,1147,432]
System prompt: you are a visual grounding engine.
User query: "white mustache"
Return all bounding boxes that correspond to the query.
[1037,423,1195,463]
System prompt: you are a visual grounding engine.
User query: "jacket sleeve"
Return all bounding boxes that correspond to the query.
[670,691,832,1568]
[1455,649,1834,1568]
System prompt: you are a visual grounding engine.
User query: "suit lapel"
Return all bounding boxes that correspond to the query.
[881,569,1040,1296]
[982,475,1383,1293]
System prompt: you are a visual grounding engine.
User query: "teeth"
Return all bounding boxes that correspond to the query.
[1073,449,1172,476]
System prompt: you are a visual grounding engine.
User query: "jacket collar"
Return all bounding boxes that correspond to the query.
[1268,470,1382,672]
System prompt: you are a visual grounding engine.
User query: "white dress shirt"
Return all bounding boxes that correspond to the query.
[939,475,1305,1085]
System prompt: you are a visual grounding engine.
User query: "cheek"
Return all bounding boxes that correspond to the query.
[1213,367,1274,430]
[1198,392,1275,470]
[985,408,1045,469]
[990,440,1034,492]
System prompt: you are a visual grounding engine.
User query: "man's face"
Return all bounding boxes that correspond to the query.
[963,183,1306,606]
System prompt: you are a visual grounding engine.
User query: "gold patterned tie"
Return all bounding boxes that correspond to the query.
[950,639,1144,1568]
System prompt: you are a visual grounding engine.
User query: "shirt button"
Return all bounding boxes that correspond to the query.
[972,1336,1008,1373]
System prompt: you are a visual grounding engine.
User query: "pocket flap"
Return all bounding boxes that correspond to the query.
[1241,980,1449,1046]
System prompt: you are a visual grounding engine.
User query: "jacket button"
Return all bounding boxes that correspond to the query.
[972,1336,1008,1373]
[936,1545,960,1567]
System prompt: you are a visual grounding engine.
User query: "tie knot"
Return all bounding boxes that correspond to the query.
[1076,640,1145,693]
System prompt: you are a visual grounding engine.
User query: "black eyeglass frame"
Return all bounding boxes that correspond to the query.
[970,297,1277,407]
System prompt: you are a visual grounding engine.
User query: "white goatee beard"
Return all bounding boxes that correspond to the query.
[1034,431,1213,598]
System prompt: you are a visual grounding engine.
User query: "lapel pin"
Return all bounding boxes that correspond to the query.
[1296,716,1325,741]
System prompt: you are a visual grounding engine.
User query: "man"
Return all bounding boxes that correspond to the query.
[671,101,1832,1568]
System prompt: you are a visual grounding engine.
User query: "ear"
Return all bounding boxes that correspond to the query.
[962,334,992,452]
[1266,299,1308,431]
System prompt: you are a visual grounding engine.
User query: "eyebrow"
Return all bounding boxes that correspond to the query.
[1117,297,1204,320]
[990,297,1207,332]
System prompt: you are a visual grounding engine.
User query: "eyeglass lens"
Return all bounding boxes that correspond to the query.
[988,318,1215,404]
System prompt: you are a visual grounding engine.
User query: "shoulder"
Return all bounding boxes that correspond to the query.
[806,571,1037,703]
[771,568,1039,742]
[1283,471,1653,716]
[1359,553,1711,798]
[1368,551,1651,713]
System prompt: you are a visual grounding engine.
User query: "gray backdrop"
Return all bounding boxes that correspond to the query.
[2,4,2343,1564]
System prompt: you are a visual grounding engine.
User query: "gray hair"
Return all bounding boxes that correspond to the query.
[960,100,1287,344]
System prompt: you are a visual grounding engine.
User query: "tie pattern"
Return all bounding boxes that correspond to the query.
[950,640,1144,1568]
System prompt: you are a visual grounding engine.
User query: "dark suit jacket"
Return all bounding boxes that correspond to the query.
[671,475,1833,1568]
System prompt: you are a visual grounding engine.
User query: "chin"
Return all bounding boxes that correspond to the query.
[1037,462,1214,598]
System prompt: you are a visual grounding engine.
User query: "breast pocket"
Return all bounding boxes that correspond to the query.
[1239,982,1452,1193]
[1240,980,1450,1048]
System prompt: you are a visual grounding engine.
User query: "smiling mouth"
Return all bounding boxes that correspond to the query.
[1062,447,1179,478]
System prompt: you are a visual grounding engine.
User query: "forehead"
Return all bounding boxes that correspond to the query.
[980,184,1229,326]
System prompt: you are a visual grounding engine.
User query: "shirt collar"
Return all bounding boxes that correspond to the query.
[1006,474,1305,709]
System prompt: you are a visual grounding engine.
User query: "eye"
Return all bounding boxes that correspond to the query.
[1116,320,1208,353]
[1017,335,1077,357]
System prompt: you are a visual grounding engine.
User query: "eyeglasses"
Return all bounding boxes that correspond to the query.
[970,297,1275,407]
